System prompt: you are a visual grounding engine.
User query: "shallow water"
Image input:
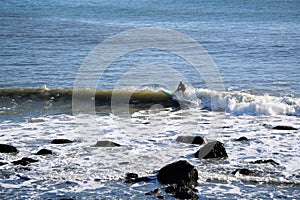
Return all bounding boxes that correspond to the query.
[0,108,300,199]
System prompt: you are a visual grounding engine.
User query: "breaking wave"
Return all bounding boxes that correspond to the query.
[195,88,300,116]
[0,87,299,116]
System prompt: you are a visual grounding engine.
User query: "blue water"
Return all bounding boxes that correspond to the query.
[1,0,300,199]
[1,0,299,96]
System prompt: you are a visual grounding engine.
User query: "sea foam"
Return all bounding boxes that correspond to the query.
[194,89,300,116]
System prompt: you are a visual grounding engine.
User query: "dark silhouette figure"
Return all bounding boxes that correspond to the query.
[175,81,186,93]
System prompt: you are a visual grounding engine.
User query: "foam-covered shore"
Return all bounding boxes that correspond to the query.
[0,108,299,199]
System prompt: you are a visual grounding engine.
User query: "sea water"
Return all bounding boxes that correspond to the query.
[0,0,299,199]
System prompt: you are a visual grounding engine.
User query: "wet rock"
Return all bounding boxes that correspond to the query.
[165,184,198,200]
[232,168,254,175]
[0,144,18,153]
[194,141,228,159]
[250,159,279,165]
[0,161,7,166]
[36,149,53,155]
[124,172,152,184]
[176,136,207,145]
[51,139,73,144]
[28,118,45,123]
[125,172,138,179]
[157,160,198,187]
[16,174,31,181]
[12,157,39,166]
[93,140,121,147]
[235,136,248,141]
[272,125,298,130]
[145,188,163,199]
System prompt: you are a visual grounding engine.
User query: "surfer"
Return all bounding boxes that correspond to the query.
[175,81,186,93]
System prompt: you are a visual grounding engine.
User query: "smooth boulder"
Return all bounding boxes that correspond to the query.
[157,160,198,187]
[36,149,53,155]
[93,141,121,147]
[176,136,207,145]
[0,144,18,153]
[272,125,298,130]
[51,139,73,144]
[194,141,228,159]
[234,136,248,141]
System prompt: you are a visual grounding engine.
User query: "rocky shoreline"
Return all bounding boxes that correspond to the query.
[1,123,298,199]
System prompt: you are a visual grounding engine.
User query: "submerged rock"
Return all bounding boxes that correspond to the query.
[51,139,73,144]
[12,157,38,166]
[272,125,298,130]
[165,184,198,200]
[125,172,138,179]
[16,174,31,181]
[0,144,18,153]
[234,136,249,141]
[250,159,279,165]
[124,172,152,184]
[232,168,254,175]
[36,149,53,155]
[194,141,228,159]
[176,136,207,145]
[157,160,198,187]
[145,188,163,199]
[93,141,121,147]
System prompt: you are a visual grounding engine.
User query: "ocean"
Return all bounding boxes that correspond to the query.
[0,0,299,199]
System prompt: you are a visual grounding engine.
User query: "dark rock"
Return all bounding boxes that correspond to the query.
[124,173,152,184]
[125,173,138,179]
[176,136,207,145]
[235,136,248,141]
[194,141,228,159]
[157,160,198,187]
[165,184,198,200]
[250,159,279,165]
[0,144,18,153]
[145,188,162,197]
[36,149,53,155]
[232,168,254,175]
[273,125,298,130]
[93,140,121,147]
[0,161,7,166]
[12,157,39,166]
[51,139,73,144]
[16,174,31,181]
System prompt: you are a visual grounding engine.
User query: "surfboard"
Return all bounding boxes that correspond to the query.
[160,88,175,98]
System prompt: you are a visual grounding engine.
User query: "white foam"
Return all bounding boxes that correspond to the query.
[195,89,300,116]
